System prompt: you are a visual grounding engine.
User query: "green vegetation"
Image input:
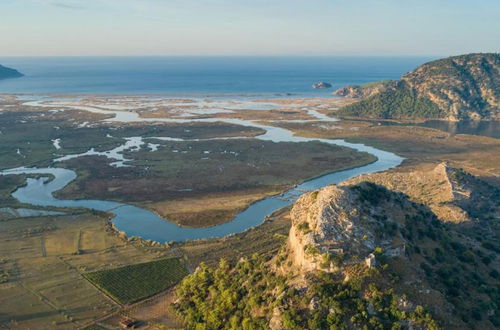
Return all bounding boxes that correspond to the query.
[338,81,443,119]
[296,221,311,234]
[337,53,500,120]
[85,258,188,305]
[0,174,25,208]
[361,79,393,88]
[0,186,291,329]
[352,181,392,206]
[174,255,439,330]
[174,169,498,329]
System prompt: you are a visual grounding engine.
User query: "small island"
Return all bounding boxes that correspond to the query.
[312,81,332,89]
[0,64,23,80]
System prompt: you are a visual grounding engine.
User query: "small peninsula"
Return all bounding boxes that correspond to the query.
[0,65,23,80]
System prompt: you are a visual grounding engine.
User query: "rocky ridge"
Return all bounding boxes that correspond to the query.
[287,163,498,272]
[282,163,499,328]
[289,179,412,272]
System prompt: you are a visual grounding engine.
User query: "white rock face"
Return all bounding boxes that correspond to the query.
[288,185,377,272]
[286,163,498,273]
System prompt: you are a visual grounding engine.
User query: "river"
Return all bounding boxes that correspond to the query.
[1,101,403,243]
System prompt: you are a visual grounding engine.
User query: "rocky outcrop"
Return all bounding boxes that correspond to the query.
[287,163,499,273]
[312,82,332,89]
[333,80,395,98]
[288,182,410,272]
[289,185,365,272]
[337,53,500,120]
[0,65,23,80]
[333,85,364,98]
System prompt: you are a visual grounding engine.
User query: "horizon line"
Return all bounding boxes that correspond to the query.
[0,53,452,58]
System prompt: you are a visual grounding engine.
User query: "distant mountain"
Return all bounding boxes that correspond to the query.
[336,53,500,121]
[0,65,23,80]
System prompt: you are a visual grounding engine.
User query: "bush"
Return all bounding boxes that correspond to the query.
[174,257,439,329]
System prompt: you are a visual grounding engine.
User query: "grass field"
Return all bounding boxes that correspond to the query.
[84,258,188,305]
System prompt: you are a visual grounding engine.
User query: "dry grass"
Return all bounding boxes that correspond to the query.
[147,188,281,227]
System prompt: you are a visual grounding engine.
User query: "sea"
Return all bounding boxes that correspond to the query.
[0,56,434,96]
[2,56,499,139]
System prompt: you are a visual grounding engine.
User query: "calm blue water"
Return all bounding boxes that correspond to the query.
[0,56,434,95]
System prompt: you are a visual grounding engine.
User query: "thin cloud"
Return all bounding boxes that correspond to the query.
[45,1,84,9]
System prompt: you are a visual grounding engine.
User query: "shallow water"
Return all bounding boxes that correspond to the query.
[377,120,500,139]
[1,102,403,243]
[418,120,500,139]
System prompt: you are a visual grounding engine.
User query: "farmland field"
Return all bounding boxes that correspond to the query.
[84,258,188,305]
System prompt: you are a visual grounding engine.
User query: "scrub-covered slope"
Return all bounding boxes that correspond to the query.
[336,53,500,120]
[174,164,500,329]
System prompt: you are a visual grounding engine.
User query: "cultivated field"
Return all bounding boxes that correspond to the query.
[85,258,188,305]
[0,211,176,329]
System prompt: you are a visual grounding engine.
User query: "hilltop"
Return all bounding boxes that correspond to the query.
[0,65,23,80]
[174,164,499,329]
[335,53,500,121]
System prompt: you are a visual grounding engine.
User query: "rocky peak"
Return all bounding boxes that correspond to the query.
[286,163,499,273]
[288,182,408,272]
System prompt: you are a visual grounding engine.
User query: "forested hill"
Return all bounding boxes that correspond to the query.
[0,65,23,80]
[336,53,500,121]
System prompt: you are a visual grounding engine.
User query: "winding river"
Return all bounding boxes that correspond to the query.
[1,101,403,243]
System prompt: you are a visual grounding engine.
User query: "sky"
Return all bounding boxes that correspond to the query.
[1,0,499,56]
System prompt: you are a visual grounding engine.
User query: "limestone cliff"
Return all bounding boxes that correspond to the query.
[287,163,499,273]
[288,181,410,273]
